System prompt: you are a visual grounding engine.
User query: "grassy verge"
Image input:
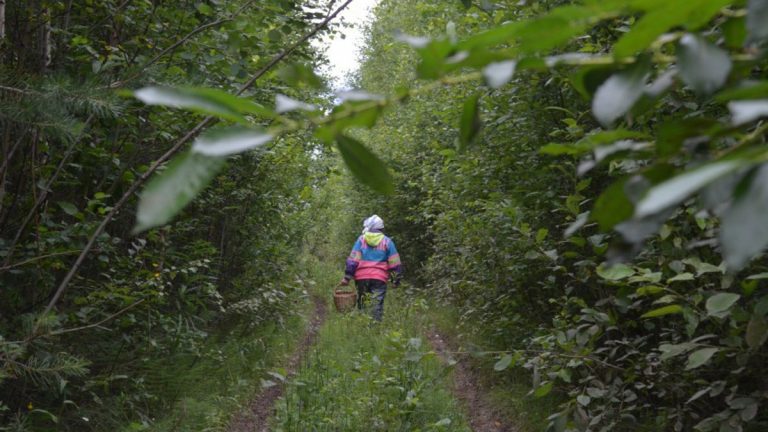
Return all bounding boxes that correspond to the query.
[269,284,470,431]
[127,301,311,431]
[113,290,314,431]
[428,302,558,432]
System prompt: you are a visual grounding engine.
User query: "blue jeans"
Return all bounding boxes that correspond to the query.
[356,279,387,321]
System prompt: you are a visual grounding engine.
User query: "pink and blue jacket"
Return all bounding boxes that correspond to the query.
[344,232,402,283]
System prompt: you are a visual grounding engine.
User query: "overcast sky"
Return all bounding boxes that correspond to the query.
[312,0,379,90]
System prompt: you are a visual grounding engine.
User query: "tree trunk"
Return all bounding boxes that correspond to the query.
[40,7,51,70]
[0,0,6,40]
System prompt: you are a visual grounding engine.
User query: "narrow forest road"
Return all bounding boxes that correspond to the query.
[223,287,521,431]
[228,296,327,432]
[427,329,517,432]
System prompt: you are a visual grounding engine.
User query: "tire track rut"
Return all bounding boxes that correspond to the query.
[228,296,327,432]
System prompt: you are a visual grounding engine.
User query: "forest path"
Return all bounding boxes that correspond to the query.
[234,286,522,431]
[427,328,517,432]
[227,295,327,432]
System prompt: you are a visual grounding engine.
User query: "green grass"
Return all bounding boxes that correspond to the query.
[428,303,559,432]
[114,247,548,432]
[116,296,314,432]
[270,288,470,432]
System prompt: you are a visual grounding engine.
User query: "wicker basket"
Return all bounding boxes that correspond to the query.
[333,289,356,313]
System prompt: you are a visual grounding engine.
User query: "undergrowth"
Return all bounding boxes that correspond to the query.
[141,313,307,431]
[112,286,314,431]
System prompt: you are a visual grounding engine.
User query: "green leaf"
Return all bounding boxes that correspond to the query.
[728,100,768,125]
[613,0,730,57]
[185,87,275,118]
[676,34,731,95]
[635,160,746,218]
[315,103,383,143]
[571,65,617,100]
[641,304,683,318]
[721,164,768,269]
[483,61,516,89]
[134,152,225,233]
[596,263,635,281]
[458,94,482,151]
[58,201,78,216]
[547,411,568,432]
[682,257,724,276]
[656,118,722,157]
[747,0,768,44]
[636,285,664,296]
[534,381,554,398]
[685,347,718,370]
[577,395,591,406]
[756,296,768,316]
[592,178,633,230]
[133,87,272,123]
[278,63,324,89]
[30,409,59,424]
[541,130,649,156]
[275,94,317,113]
[335,135,394,195]
[494,354,513,371]
[746,314,768,349]
[196,3,213,15]
[517,4,613,54]
[586,387,606,398]
[460,0,472,9]
[412,38,454,79]
[592,60,650,127]
[706,292,741,316]
[458,20,526,51]
[722,17,747,49]
[458,2,622,53]
[716,82,768,102]
[685,0,735,28]
[668,272,694,282]
[659,342,697,361]
[191,127,273,156]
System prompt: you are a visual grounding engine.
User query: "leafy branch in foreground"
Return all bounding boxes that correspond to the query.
[133,0,768,271]
[127,71,485,233]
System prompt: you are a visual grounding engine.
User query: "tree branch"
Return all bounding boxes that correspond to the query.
[49,299,145,337]
[0,250,84,271]
[39,0,355,321]
[2,115,96,269]
[110,0,259,89]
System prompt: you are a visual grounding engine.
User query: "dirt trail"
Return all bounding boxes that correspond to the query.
[426,328,517,432]
[228,296,327,432]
